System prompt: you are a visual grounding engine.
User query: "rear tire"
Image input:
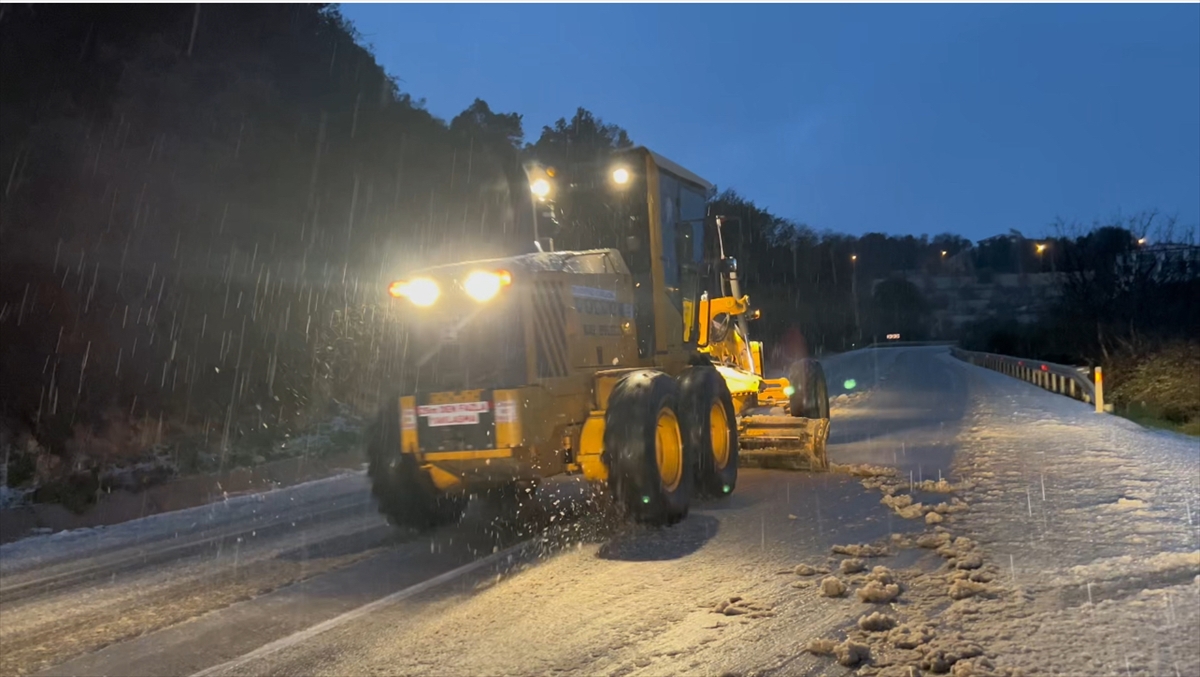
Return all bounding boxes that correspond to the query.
[366,400,468,532]
[604,370,691,526]
[787,358,830,420]
[678,366,739,498]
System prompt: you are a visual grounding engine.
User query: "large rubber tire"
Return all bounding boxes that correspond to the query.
[787,358,830,420]
[365,400,468,532]
[678,365,739,498]
[604,370,692,526]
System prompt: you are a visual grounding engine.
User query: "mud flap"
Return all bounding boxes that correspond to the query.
[737,415,830,471]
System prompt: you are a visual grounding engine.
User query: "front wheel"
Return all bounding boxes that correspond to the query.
[366,400,468,532]
[604,370,692,526]
[678,365,739,498]
[787,358,830,420]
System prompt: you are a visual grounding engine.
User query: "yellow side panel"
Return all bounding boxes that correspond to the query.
[730,392,755,416]
[750,341,764,376]
[423,449,513,462]
[422,464,463,491]
[715,364,762,397]
[593,369,641,410]
[429,389,484,404]
[400,395,418,453]
[682,298,695,343]
[578,411,608,482]
[493,389,523,448]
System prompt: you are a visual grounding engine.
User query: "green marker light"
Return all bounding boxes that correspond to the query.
[844,378,857,390]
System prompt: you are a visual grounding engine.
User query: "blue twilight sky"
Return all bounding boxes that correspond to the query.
[341,3,1200,241]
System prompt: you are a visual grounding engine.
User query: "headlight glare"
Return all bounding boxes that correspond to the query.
[399,277,440,307]
[463,269,512,303]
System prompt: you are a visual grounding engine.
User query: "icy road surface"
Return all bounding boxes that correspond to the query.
[1,346,1196,677]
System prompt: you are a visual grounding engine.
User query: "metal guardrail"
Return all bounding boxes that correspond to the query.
[950,346,1108,412]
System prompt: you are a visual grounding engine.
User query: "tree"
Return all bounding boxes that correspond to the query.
[869,278,931,341]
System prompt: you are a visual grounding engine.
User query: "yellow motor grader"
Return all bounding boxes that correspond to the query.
[368,146,830,528]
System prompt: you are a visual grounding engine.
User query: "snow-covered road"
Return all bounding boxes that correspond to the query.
[2,346,1196,677]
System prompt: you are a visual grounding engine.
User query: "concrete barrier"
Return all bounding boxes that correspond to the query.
[0,449,366,544]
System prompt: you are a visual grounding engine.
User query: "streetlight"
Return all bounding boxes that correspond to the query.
[1035,243,1047,254]
[941,250,948,257]
[611,167,630,185]
[1137,237,1147,246]
[850,254,860,342]
[530,178,551,200]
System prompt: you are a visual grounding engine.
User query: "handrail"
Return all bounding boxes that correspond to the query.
[949,346,1104,410]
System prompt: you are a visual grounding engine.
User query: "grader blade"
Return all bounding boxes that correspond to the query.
[738,414,830,471]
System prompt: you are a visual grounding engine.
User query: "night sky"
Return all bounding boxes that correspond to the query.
[342,3,1200,242]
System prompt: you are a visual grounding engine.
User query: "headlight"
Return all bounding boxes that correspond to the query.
[389,277,440,307]
[463,269,512,303]
[530,178,551,198]
[611,167,630,185]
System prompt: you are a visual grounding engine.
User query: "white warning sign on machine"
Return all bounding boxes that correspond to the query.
[495,399,517,424]
[418,401,490,427]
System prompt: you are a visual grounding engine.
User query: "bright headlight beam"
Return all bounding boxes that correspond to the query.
[612,167,630,185]
[530,178,551,198]
[404,277,440,307]
[463,270,511,303]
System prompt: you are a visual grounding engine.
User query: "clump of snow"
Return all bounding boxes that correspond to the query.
[931,501,969,516]
[832,542,889,558]
[712,596,774,618]
[918,640,986,674]
[926,511,944,524]
[1064,550,1199,582]
[914,478,956,493]
[881,493,913,510]
[858,611,897,632]
[840,558,866,574]
[890,622,935,649]
[948,579,990,600]
[805,638,837,655]
[835,639,871,666]
[968,569,996,583]
[866,566,897,586]
[857,580,902,603]
[954,553,984,570]
[949,656,998,676]
[793,563,829,576]
[820,576,847,598]
[833,463,897,478]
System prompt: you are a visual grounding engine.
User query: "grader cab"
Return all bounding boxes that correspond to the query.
[369,146,830,528]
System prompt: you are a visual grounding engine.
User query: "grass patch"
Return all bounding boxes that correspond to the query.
[1117,402,1200,437]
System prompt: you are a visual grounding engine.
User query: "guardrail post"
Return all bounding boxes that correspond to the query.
[1094,367,1105,414]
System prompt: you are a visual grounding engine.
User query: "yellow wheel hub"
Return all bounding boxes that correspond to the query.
[710,401,730,470]
[655,408,684,492]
